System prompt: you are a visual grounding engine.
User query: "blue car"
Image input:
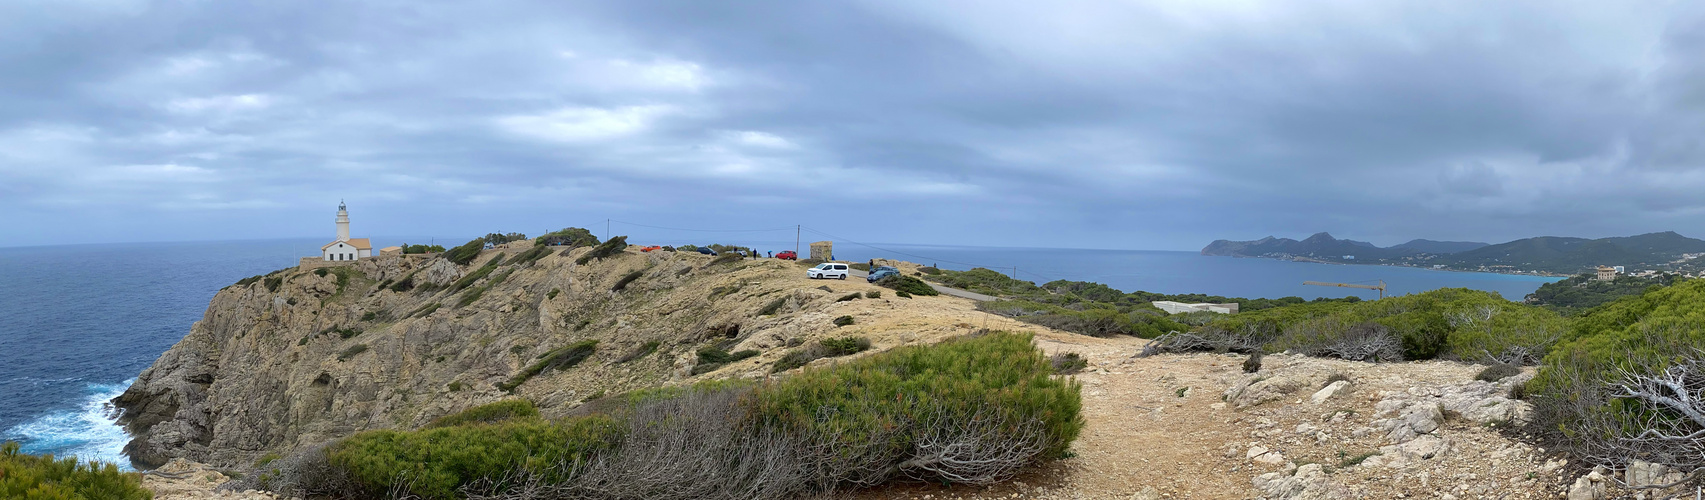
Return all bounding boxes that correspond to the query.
[697,247,718,256]
[867,266,899,282]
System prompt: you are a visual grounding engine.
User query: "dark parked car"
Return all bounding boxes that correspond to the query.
[697,247,717,256]
[867,266,900,282]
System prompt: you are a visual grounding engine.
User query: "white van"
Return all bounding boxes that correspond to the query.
[808,262,850,280]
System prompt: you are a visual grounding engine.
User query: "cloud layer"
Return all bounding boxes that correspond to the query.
[3,0,1703,248]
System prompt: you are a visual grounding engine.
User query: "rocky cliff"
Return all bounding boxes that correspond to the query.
[112,244,938,469]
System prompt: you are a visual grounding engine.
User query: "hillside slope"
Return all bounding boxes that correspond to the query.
[111,244,1035,469]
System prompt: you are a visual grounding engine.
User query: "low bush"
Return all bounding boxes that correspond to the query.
[1475,362,1521,382]
[280,332,1083,500]
[1051,352,1088,374]
[443,238,486,265]
[616,341,661,363]
[876,274,939,297]
[265,275,284,293]
[0,442,151,500]
[896,290,912,298]
[575,236,629,265]
[756,297,788,316]
[752,331,1083,486]
[425,400,540,429]
[449,258,503,292]
[693,347,761,375]
[232,274,265,288]
[389,273,415,292]
[980,300,1187,338]
[707,253,743,266]
[547,288,561,300]
[497,341,598,392]
[833,315,855,327]
[482,232,528,247]
[509,244,555,266]
[771,337,871,373]
[535,227,599,248]
[922,268,1036,297]
[1270,319,1404,362]
[865,290,881,299]
[611,270,643,292]
[329,416,621,500]
[1528,280,1705,472]
[407,303,441,318]
[400,243,446,254]
[1242,351,1263,373]
[836,293,861,302]
[337,344,368,361]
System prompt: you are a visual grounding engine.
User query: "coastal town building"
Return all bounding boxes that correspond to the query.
[320,202,371,261]
[1153,301,1240,314]
[1596,266,1617,281]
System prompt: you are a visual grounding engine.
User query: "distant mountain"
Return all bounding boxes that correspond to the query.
[1434,232,1705,273]
[1204,231,1705,274]
[1390,239,1489,254]
[1201,232,1418,260]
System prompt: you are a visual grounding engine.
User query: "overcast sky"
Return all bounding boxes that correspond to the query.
[3,1,1703,250]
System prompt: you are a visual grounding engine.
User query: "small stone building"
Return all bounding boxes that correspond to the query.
[809,241,834,261]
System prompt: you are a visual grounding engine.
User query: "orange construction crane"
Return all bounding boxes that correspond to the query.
[1303,280,1386,299]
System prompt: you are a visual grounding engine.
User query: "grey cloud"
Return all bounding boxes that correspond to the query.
[2,1,1705,248]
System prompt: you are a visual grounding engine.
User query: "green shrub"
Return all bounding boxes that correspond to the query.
[443,238,486,265]
[1051,352,1088,374]
[314,268,329,277]
[426,400,540,429]
[575,236,629,265]
[617,341,661,363]
[752,331,1083,484]
[482,232,528,247]
[865,290,881,299]
[756,297,788,316]
[232,274,265,288]
[337,344,368,361]
[389,273,416,292]
[836,293,861,303]
[498,341,598,392]
[707,253,742,266]
[328,327,361,339]
[1528,280,1705,470]
[693,347,760,375]
[922,268,1036,296]
[1475,362,1521,382]
[535,227,599,248]
[1243,351,1263,373]
[611,270,643,292]
[265,275,285,293]
[771,337,870,373]
[400,243,446,254]
[979,300,1186,338]
[510,244,555,266]
[547,288,561,300]
[407,303,441,318]
[0,442,151,500]
[329,416,620,500]
[876,275,939,296]
[450,258,503,292]
[918,266,941,275]
[819,336,870,356]
[896,290,912,298]
[833,315,855,327]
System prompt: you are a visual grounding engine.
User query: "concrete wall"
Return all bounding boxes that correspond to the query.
[809,241,833,261]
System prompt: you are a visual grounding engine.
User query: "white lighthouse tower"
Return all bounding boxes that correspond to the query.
[320,201,371,261]
[335,201,351,242]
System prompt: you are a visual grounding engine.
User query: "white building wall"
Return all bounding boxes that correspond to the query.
[323,242,362,261]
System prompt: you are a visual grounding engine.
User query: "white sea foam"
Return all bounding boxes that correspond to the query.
[2,379,135,470]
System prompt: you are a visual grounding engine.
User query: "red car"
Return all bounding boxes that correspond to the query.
[639,245,662,252]
[775,250,797,260]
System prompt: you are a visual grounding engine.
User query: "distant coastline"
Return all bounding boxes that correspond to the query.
[1204,231,1705,277]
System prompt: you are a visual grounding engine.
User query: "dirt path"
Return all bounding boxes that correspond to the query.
[852,331,1575,500]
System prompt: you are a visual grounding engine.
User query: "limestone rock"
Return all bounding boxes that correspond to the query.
[1310,380,1349,404]
[1566,467,1610,500]
[1253,463,1353,500]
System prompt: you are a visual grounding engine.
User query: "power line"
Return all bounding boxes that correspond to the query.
[613,218,797,232]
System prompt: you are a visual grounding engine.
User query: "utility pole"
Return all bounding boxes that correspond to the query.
[795,225,801,259]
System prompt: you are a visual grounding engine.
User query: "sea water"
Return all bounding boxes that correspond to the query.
[0,238,1560,468]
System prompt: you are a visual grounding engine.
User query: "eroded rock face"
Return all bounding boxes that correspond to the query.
[113,248,884,469]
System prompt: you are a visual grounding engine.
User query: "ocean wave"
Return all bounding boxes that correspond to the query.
[1,379,135,470]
